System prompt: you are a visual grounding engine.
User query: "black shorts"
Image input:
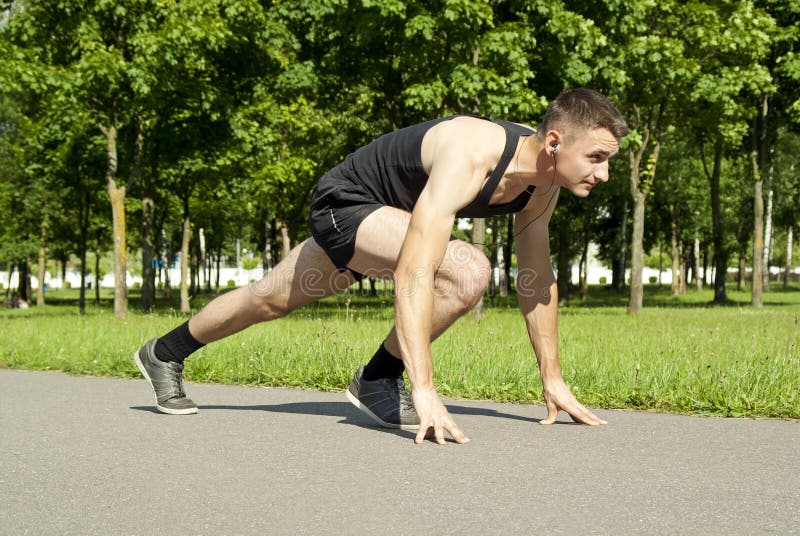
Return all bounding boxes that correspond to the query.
[308,171,383,278]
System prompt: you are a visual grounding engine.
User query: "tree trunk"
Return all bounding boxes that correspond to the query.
[263,212,273,272]
[693,236,702,291]
[18,261,29,302]
[738,251,747,292]
[751,96,768,307]
[614,197,629,293]
[215,245,222,293]
[274,220,291,261]
[108,183,127,317]
[671,202,681,296]
[497,230,508,298]
[190,249,198,297]
[103,122,127,318]
[708,137,727,304]
[503,215,513,293]
[629,189,646,313]
[37,222,46,306]
[785,225,793,290]
[6,265,14,302]
[579,239,588,300]
[628,136,659,314]
[556,223,570,306]
[762,187,773,291]
[752,163,764,307]
[489,218,499,297]
[78,185,89,315]
[471,218,486,320]
[679,247,688,295]
[94,244,101,305]
[180,207,192,313]
[200,229,211,293]
[79,246,87,315]
[161,228,171,298]
[141,190,155,312]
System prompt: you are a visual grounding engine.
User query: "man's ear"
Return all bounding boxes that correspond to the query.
[545,130,562,157]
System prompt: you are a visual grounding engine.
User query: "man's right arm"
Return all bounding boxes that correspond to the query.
[393,122,500,444]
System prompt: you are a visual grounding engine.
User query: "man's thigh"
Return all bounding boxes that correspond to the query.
[347,206,488,282]
[347,206,411,278]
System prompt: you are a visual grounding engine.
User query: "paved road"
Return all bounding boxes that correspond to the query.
[1,369,798,535]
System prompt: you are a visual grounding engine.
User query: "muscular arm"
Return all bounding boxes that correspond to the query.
[395,120,499,443]
[515,189,607,426]
[514,193,561,383]
[393,187,455,391]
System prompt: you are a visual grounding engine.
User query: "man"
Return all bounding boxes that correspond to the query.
[135,88,628,445]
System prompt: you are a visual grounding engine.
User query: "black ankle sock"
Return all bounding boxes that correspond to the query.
[362,343,404,381]
[154,321,205,364]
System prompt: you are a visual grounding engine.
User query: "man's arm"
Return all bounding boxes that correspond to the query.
[514,190,607,425]
[395,121,500,444]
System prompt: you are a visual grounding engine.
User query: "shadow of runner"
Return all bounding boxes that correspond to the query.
[129,402,416,439]
[130,401,585,424]
[129,400,585,443]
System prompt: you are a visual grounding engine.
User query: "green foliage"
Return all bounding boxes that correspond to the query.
[1,0,799,315]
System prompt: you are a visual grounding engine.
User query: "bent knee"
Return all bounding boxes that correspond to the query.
[437,242,491,309]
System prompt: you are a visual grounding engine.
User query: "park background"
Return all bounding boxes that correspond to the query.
[0,0,798,419]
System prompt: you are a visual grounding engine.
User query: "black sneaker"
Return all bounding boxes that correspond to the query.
[346,366,420,430]
[134,338,198,415]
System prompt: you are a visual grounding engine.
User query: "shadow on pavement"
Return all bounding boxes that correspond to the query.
[130,402,416,439]
[130,400,578,426]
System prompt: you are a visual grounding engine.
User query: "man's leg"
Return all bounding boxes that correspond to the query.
[135,238,354,414]
[343,207,490,428]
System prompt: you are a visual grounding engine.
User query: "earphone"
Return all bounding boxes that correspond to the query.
[551,143,559,155]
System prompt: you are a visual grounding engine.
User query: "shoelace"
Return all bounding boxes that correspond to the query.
[392,378,416,413]
[165,361,186,398]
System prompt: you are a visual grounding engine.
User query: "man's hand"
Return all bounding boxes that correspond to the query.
[540,378,608,426]
[412,388,470,445]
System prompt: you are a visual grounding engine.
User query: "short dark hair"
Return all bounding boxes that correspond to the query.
[539,88,628,140]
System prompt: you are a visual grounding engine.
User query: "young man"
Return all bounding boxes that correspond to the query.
[135,88,628,445]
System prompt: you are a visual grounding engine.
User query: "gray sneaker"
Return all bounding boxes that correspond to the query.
[346,366,420,430]
[134,338,198,415]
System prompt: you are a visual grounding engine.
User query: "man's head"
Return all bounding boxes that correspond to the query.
[538,88,628,197]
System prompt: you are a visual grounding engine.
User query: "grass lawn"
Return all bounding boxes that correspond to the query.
[1,284,798,419]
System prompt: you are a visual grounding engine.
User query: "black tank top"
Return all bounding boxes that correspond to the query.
[321,115,536,218]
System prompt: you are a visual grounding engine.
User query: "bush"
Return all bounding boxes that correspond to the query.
[227,279,236,288]
[649,276,658,284]
[599,276,607,285]
[242,258,260,271]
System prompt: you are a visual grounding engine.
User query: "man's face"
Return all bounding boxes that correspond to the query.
[554,127,620,197]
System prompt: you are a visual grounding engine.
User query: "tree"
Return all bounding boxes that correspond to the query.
[683,1,775,303]
[592,0,695,313]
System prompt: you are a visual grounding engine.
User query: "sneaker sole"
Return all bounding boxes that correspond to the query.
[133,350,198,415]
[345,389,419,431]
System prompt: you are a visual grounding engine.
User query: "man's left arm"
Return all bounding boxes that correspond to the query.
[515,190,607,426]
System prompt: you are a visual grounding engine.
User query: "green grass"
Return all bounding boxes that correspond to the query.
[1,285,798,419]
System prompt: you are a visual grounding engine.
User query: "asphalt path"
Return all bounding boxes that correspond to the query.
[1,369,798,535]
